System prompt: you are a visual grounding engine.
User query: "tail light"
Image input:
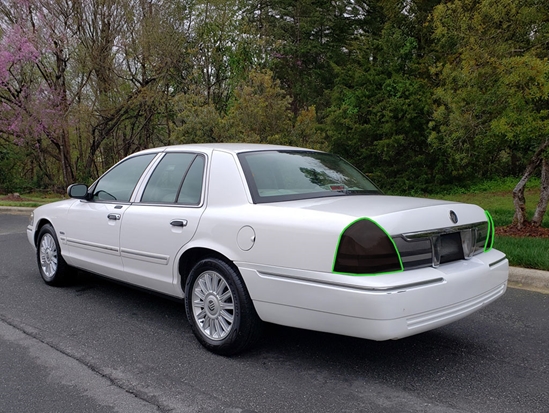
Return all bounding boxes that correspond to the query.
[333,219,403,275]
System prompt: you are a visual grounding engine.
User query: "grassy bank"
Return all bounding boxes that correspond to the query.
[493,237,548,270]
[430,180,549,271]
[0,193,64,208]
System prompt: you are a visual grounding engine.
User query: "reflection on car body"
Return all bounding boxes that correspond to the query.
[27,144,509,355]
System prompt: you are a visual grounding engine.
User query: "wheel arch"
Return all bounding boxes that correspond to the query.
[178,247,237,294]
[34,218,54,246]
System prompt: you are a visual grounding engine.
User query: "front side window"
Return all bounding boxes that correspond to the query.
[239,150,381,203]
[141,153,205,205]
[92,154,156,202]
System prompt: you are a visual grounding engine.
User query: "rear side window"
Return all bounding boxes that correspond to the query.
[177,155,205,205]
[141,153,205,205]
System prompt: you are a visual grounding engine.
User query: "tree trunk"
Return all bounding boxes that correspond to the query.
[513,175,530,228]
[59,129,75,187]
[532,158,549,226]
[512,139,549,228]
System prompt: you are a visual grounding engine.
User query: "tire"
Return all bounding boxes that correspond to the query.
[36,224,72,286]
[184,258,262,355]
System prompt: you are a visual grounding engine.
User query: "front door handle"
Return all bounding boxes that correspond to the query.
[107,213,121,220]
[170,219,188,227]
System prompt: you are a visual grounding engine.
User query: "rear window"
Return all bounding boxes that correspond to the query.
[238,150,381,203]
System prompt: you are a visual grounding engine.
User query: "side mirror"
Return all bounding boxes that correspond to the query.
[67,184,89,200]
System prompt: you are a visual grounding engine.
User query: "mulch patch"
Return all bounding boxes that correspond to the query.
[0,193,27,202]
[496,223,549,238]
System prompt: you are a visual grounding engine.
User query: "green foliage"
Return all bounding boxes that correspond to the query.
[430,0,549,183]
[218,69,294,144]
[171,92,221,144]
[290,106,328,150]
[261,0,363,112]
[0,147,23,193]
[0,145,40,193]
[326,24,436,193]
[171,69,327,149]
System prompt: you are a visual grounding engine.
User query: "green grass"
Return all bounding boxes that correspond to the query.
[0,192,65,208]
[493,236,549,271]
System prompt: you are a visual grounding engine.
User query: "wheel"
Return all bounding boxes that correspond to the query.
[36,224,72,286]
[184,258,262,355]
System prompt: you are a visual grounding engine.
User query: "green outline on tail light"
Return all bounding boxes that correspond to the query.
[484,210,495,252]
[332,217,404,276]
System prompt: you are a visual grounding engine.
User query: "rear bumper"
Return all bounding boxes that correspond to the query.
[237,249,508,340]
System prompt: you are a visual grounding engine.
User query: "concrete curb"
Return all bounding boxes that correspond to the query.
[0,206,35,215]
[1,206,548,293]
[508,266,549,294]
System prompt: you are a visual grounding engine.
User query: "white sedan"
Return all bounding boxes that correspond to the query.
[27,144,508,355]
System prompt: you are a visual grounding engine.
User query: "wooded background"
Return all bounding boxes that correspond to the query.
[1,0,549,224]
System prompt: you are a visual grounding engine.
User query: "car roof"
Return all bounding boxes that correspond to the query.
[133,143,320,157]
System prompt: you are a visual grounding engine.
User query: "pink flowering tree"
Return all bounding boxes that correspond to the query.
[0,0,75,187]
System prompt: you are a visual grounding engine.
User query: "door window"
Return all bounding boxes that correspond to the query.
[141,153,205,205]
[92,154,156,202]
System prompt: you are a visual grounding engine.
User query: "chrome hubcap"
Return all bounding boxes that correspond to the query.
[39,233,58,279]
[192,270,235,340]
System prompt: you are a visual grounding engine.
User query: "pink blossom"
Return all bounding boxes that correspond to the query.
[0,25,40,64]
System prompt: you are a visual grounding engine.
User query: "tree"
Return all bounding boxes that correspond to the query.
[170,89,221,143]
[75,0,192,175]
[0,0,196,186]
[177,0,267,113]
[326,10,436,192]
[218,69,293,144]
[249,0,365,114]
[0,0,77,187]
[431,0,549,227]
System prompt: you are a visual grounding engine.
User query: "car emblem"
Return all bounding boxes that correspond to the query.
[449,210,458,224]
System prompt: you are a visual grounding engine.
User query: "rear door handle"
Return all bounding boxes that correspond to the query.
[170,220,188,227]
[107,213,121,220]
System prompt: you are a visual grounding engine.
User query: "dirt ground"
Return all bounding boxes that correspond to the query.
[496,223,549,238]
[1,193,25,201]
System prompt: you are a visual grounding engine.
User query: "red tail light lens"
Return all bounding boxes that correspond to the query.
[333,219,403,275]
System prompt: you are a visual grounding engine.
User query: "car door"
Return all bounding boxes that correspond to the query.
[119,152,206,296]
[63,153,157,280]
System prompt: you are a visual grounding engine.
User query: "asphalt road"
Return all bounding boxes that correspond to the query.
[1,213,548,413]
